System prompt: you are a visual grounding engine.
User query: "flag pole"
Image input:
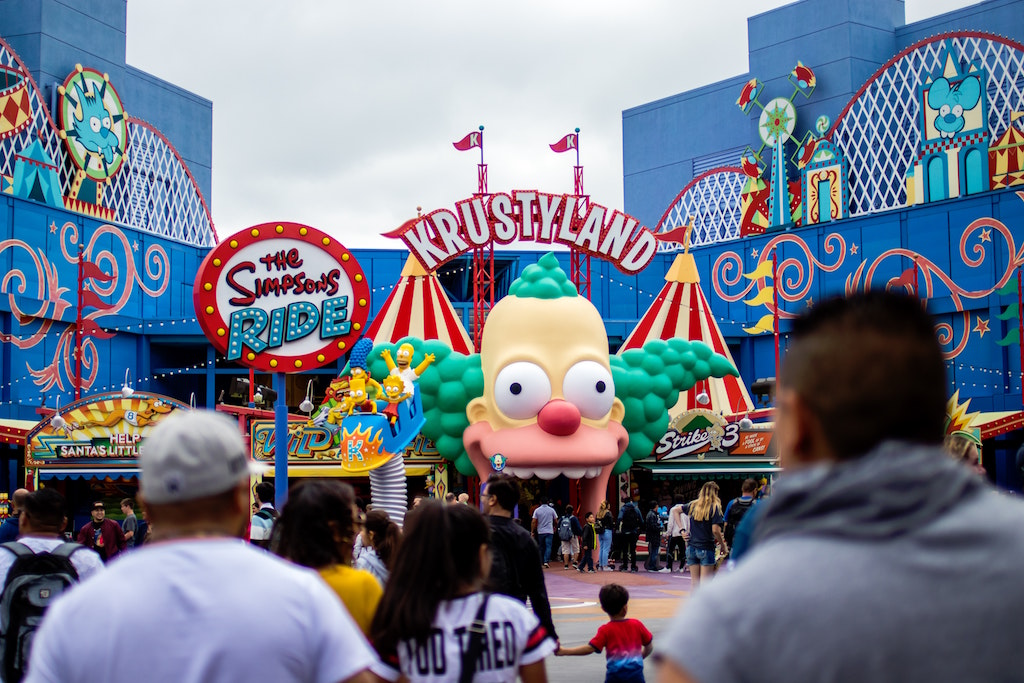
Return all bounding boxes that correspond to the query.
[1017,266,1022,408]
[773,249,779,379]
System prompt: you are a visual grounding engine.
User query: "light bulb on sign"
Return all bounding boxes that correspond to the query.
[739,416,754,429]
[299,380,314,415]
[50,397,65,431]
[696,391,710,405]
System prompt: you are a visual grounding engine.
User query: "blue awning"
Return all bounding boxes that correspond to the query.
[38,468,139,481]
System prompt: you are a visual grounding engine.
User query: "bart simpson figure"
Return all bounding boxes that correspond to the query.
[382,343,436,394]
[345,377,377,416]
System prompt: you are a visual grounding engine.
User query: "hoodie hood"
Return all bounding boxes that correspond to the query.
[753,441,985,544]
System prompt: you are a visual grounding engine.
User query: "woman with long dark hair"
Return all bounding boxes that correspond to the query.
[370,501,554,682]
[354,508,400,586]
[275,480,382,636]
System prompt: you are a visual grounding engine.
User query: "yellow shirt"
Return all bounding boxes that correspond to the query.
[318,564,383,636]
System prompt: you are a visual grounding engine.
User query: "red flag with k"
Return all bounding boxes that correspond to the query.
[549,133,578,153]
[452,131,482,151]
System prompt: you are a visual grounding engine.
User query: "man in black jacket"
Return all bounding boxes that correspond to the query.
[482,473,559,644]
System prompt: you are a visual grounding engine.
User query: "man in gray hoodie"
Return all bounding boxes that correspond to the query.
[657,291,1024,683]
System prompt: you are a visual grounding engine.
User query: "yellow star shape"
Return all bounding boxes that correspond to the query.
[974,316,990,339]
[980,228,992,243]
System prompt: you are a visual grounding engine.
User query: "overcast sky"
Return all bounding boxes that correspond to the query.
[125,0,976,250]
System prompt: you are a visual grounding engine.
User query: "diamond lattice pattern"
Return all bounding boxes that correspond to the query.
[0,43,215,248]
[656,35,1024,248]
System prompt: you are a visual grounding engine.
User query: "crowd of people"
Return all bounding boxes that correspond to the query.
[3,291,1024,682]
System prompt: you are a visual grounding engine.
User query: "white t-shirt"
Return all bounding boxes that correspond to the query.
[667,503,690,538]
[532,505,557,535]
[25,538,377,683]
[372,592,555,683]
[0,536,104,584]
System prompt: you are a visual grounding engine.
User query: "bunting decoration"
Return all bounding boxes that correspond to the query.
[742,258,775,335]
[995,277,1021,347]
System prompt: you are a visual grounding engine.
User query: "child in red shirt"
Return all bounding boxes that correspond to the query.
[556,583,653,682]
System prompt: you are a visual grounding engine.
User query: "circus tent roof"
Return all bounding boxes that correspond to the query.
[364,255,473,354]
[619,250,754,418]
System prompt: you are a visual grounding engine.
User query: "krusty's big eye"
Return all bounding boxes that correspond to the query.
[563,361,614,419]
[493,362,551,420]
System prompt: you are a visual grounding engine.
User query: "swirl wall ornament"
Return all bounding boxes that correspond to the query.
[712,191,1024,361]
[712,231,848,317]
[0,220,170,393]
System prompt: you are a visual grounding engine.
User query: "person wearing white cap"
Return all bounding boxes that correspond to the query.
[24,409,379,683]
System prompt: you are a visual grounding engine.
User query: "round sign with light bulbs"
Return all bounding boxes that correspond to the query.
[194,222,370,373]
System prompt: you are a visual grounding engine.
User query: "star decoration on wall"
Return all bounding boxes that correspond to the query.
[850,243,859,255]
[751,248,759,258]
[980,228,992,243]
[132,241,139,252]
[49,222,57,234]
[974,317,990,339]
[806,297,814,308]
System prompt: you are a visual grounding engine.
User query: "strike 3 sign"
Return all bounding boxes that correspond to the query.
[194,222,369,372]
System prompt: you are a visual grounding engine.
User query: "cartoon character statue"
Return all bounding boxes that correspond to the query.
[380,375,411,423]
[927,75,981,139]
[368,253,740,516]
[382,343,436,394]
[348,338,382,402]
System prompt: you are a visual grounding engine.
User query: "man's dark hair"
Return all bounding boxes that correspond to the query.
[564,504,574,516]
[22,488,66,531]
[540,496,549,505]
[120,497,134,509]
[781,291,946,460]
[674,494,686,505]
[485,474,520,512]
[741,478,758,494]
[598,583,630,617]
[254,482,275,505]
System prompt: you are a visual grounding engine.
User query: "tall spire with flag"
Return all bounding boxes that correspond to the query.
[551,128,589,298]
[620,218,754,417]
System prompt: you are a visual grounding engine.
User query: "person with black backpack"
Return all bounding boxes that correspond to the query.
[0,489,102,683]
[722,478,759,549]
[617,499,642,572]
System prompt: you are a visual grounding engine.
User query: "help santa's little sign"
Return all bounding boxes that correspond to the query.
[194,222,369,372]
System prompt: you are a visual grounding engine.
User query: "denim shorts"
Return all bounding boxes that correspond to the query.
[685,545,717,566]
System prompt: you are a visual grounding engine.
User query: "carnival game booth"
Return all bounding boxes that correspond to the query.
[25,391,190,531]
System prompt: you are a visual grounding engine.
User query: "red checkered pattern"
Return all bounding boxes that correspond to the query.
[919,130,988,158]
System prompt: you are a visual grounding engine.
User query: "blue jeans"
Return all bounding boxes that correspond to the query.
[645,533,661,570]
[599,529,613,567]
[537,533,553,563]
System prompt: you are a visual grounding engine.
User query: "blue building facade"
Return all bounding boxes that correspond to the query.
[3,0,1024,498]
[623,0,1024,488]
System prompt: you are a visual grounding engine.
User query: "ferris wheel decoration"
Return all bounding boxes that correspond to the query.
[736,61,819,233]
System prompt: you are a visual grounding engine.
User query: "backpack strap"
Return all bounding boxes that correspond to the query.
[50,542,85,560]
[0,542,32,560]
[459,592,491,683]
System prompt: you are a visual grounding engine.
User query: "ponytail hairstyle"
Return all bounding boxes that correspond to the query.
[275,480,356,568]
[690,481,722,522]
[370,500,490,655]
[364,509,402,569]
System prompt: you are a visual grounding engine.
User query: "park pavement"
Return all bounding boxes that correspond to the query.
[542,563,693,681]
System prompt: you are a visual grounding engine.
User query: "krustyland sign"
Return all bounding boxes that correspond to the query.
[194,222,369,373]
[385,192,659,274]
[653,409,774,461]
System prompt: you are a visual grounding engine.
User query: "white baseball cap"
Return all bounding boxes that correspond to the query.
[140,409,266,504]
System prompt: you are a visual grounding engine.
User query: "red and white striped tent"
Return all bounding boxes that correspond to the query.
[619,251,754,418]
[364,255,473,354]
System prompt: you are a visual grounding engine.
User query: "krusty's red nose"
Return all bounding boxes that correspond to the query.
[537,399,581,436]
